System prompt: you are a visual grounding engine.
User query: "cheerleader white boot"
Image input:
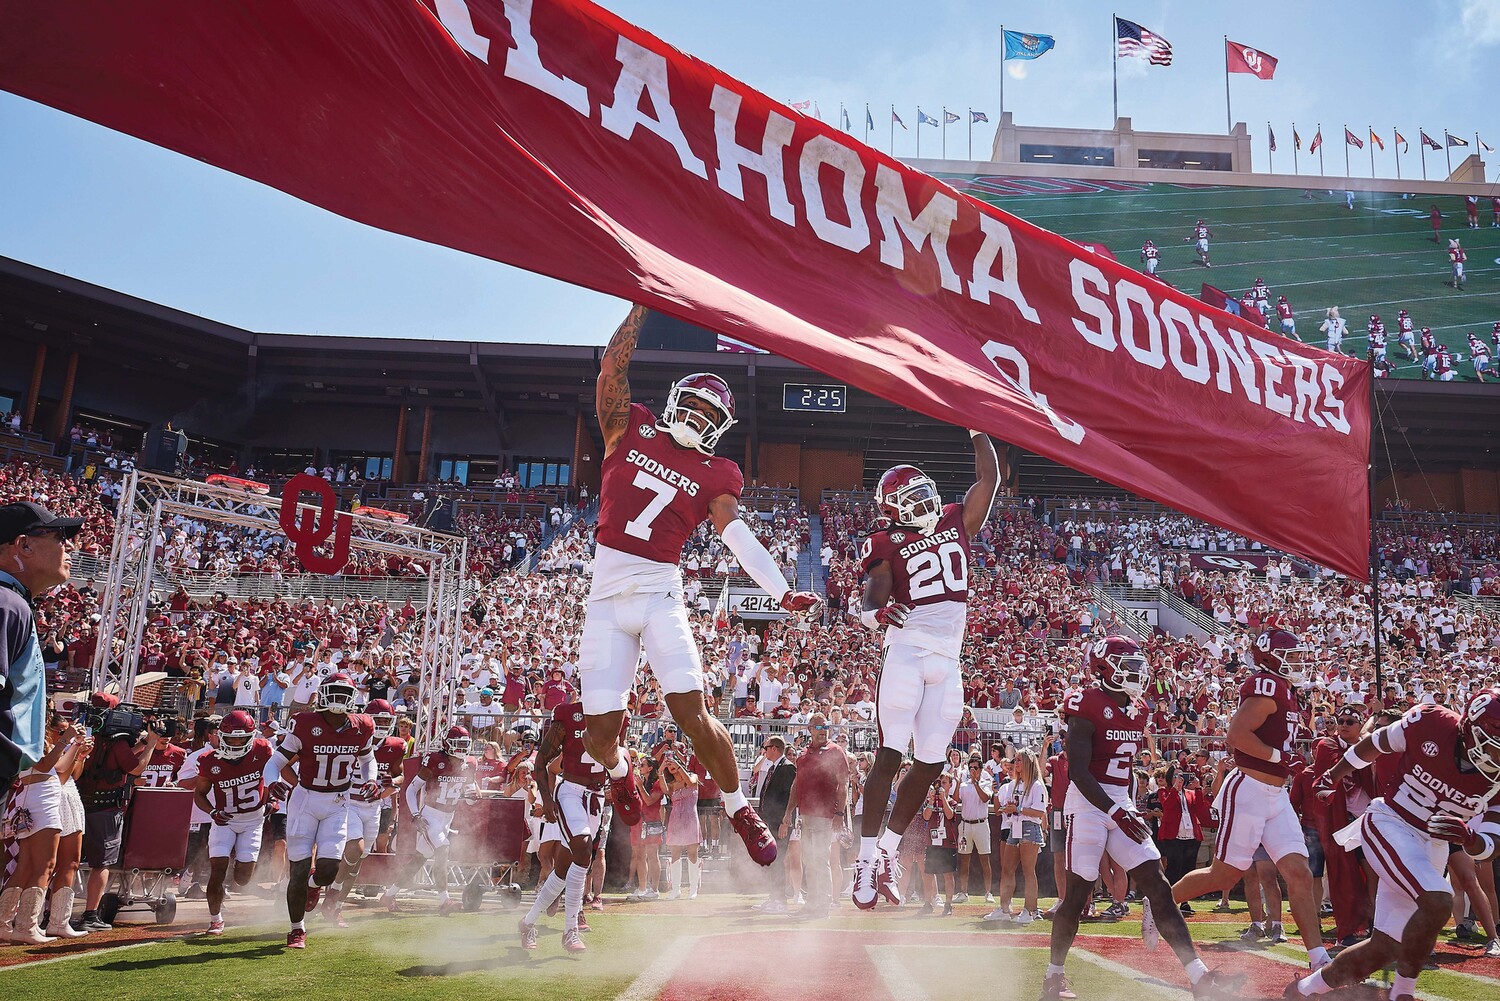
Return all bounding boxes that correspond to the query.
[46,888,87,938]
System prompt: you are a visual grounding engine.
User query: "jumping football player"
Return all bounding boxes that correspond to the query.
[1043,636,1243,1001]
[192,710,273,936]
[519,700,626,953]
[580,305,821,867]
[1284,690,1500,1001]
[260,673,375,949]
[850,431,999,910]
[1169,630,1330,973]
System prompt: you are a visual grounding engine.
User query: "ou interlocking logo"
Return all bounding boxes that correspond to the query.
[1240,47,1262,73]
[279,473,353,575]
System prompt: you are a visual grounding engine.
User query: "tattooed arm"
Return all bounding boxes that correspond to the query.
[597,304,648,457]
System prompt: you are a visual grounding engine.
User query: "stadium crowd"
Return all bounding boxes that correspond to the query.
[5,451,1500,968]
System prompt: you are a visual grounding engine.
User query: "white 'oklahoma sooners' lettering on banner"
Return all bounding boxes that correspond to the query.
[0,0,1369,577]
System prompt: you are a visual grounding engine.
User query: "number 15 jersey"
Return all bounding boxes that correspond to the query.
[860,503,969,659]
[593,403,743,600]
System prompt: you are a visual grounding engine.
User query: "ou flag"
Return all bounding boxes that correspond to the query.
[1225,40,1278,80]
[0,0,1370,578]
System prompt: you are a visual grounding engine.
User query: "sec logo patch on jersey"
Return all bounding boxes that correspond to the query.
[1102,705,1115,720]
[890,531,906,543]
[311,726,323,737]
[637,424,658,438]
[1422,741,1440,757]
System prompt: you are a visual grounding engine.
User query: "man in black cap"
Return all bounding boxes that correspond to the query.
[0,501,81,800]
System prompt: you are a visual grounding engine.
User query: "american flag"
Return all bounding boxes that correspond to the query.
[1115,17,1173,65]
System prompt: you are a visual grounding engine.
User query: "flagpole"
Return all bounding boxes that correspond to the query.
[1224,36,1233,135]
[968,108,974,161]
[942,107,947,159]
[1112,13,1119,124]
[1000,24,1006,120]
[1292,123,1299,175]
[1394,127,1401,180]
[916,109,921,159]
[1344,125,1351,177]
[890,105,895,155]
[1267,122,1273,173]
[1369,126,1375,177]
[1318,124,1324,175]
[1445,133,1452,177]
[1420,129,1427,180]
[864,103,870,147]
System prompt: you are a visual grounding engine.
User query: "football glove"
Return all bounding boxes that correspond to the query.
[265,780,293,805]
[1427,812,1472,846]
[780,591,821,613]
[875,602,913,628]
[1111,807,1152,844]
[209,808,232,826]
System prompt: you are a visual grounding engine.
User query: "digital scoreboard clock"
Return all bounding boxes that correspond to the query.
[782,384,847,413]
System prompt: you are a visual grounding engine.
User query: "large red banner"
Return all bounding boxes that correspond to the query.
[0,0,1371,577]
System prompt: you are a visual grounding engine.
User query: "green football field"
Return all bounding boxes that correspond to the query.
[6,892,1500,1001]
[941,175,1500,378]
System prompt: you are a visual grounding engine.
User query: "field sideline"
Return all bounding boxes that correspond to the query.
[942,176,1500,379]
[6,892,1500,1001]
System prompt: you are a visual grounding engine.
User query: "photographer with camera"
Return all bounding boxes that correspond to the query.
[73,692,161,932]
[0,502,82,812]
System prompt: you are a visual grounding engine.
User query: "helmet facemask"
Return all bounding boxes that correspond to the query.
[218,730,255,760]
[1100,651,1149,700]
[660,380,735,454]
[886,476,942,534]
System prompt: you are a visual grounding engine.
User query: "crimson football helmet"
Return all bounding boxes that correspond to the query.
[319,672,359,714]
[1252,629,1311,685]
[1460,688,1500,781]
[876,464,942,534]
[367,699,397,740]
[217,709,257,760]
[659,372,736,454]
[444,725,471,756]
[1088,636,1148,700]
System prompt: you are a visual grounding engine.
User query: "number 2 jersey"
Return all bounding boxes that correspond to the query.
[1374,704,1496,829]
[278,711,376,793]
[860,503,969,659]
[1058,687,1147,811]
[197,737,275,815]
[592,402,744,600]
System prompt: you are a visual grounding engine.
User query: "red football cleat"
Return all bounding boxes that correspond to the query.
[286,928,307,950]
[562,928,586,953]
[304,885,321,913]
[576,912,590,932]
[729,805,777,867]
[610,768,643,828]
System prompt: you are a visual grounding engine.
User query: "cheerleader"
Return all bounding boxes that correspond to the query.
[1,712,89,944]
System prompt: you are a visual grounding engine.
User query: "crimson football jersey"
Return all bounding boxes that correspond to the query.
[372,736,406,784]
[860,504,970,608]
[1233,671,1300,778]
[141,743,187,788]
[280,711,376,792]
[594,403,743,567]
[554,701,627,789]
[198,738,274,814]
[419,751,473,810]
[860,504,970,658]
[1376,704,1497,829]
[1059,687,1146,803]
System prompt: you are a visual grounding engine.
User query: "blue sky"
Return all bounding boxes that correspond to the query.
[1,0,1496,344]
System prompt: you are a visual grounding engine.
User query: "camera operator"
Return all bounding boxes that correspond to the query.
[0,502,82,811]
[73,692,161,932]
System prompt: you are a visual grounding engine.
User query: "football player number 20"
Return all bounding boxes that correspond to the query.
[907,541,968,600]
[624,470,678,541]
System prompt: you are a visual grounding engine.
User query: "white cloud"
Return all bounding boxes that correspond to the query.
[1462,0,1500,43]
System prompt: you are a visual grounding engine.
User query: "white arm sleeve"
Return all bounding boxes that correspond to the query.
[261,747,290,788]
[721,519,790,603]
[405,774,426,816]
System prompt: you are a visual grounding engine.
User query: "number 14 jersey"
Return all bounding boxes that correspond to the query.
[592,403,744,600]
[860,503,969,659]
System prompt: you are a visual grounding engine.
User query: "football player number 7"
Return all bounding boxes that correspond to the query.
[624,470,678,541]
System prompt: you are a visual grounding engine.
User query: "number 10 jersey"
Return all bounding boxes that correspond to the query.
[592,403,744,600]
[860,503,969,659]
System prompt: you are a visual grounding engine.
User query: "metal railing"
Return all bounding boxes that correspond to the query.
[67,549,434,604]
[1454,593,1500,616]
[1086,585,1153,641]
[1155,587,1234,635]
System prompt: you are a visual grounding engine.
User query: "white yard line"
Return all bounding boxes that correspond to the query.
[616,935,699,1001]
[0,939,162,971]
